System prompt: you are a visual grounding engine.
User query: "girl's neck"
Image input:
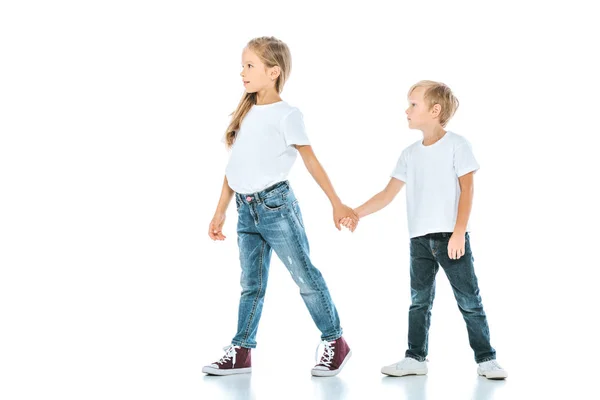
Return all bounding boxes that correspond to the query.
[255,88,282,105]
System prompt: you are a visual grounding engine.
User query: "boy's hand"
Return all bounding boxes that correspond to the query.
[340,216,357,232]
[209,213,226,241]
[448,232,465,259]
[333,203,359,231]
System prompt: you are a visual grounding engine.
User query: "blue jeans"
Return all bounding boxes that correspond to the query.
[231,181,343,348]
[406,232,496,363]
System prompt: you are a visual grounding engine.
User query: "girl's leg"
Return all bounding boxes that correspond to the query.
[258,186,342,341]
[231,194,273,349]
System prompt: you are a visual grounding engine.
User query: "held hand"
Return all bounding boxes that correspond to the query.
[447,232,465,259]
[333,204,359,232]
[208,213,226,241]
[340,216,358,232]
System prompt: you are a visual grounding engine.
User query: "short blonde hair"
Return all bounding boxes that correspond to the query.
[408,80,459,127]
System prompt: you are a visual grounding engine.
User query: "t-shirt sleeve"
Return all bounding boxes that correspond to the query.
[282,108,311,147]
[453,140,480,177]
[390,149,408,182]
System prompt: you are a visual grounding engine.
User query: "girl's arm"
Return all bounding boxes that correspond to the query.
[209,175,235,241]
[355,178,405,218]
[295,145,358,230]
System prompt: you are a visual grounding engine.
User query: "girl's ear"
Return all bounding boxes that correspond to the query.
[270,66,281,81]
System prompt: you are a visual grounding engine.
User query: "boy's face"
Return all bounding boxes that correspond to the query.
[405,87,436,130]
[240,48,277,94]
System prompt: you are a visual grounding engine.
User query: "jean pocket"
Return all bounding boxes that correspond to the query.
[262,193,286,211]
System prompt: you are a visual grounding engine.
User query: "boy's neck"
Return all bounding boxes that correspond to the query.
[421,125,447,146]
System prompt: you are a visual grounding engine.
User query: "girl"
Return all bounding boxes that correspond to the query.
[202,37,357,377]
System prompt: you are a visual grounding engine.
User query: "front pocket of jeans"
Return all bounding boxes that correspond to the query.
[262,194,285,211]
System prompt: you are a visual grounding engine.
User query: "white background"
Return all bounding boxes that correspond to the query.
[1,1,599,399]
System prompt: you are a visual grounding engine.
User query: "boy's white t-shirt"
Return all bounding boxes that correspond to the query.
[225,101,310,194]
[391,131,480,239]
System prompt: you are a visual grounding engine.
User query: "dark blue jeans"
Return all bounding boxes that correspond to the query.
[406,232,496,363]
[231,181,343,348]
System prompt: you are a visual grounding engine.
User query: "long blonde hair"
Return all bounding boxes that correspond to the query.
[225,37,292,148]
[408,80,459,128]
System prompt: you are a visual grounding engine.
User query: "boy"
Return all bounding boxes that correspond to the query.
[344,81,507,379]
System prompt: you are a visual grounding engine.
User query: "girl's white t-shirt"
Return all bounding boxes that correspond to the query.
[225,101,310,194]
[391,131,480,238]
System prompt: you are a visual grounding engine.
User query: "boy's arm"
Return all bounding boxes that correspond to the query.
[448,171,474,259]
[355,178,405,219]
[453,172,475,235]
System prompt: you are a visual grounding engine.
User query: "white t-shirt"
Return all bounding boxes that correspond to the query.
[391,131,480,238]
[225,101,310,194]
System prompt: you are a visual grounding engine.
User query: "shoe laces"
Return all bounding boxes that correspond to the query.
[217,344,240,366]
[482,360,502,370]
[400,357,427,366]
[315,340,335,367]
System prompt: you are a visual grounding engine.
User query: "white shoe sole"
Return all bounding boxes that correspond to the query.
[311,350,352,377]
[478,369,507,380]
[381,365,428,377]
[202,366,252,376]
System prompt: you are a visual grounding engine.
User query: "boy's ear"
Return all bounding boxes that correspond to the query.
[431,103,442,117]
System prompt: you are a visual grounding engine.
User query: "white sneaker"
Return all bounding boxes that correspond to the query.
[381,357,428,377]
[477,360,508,379]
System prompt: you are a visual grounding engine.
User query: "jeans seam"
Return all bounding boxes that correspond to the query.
[423,259,436,356]
[286,206,337,333]
[414,238,437,359]
[291,200,304,229]
[241,239,266,345]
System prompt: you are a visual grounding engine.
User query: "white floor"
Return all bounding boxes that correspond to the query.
[200,350,586,400]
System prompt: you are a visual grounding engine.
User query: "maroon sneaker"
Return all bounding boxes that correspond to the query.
[311,336,352,377]
[202,344,252,376]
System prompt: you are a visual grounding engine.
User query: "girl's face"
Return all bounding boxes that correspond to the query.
[240,48,278,94]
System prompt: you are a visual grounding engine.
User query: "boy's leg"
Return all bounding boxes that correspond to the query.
[436,232,496,363]
[405,235,440,361]
[231,196,273,349]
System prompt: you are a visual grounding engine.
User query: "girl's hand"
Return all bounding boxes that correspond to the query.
[448,232,465,259]
[209,213,226,241]
[333,204,359,232]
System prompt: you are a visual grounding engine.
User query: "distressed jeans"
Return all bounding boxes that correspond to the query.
[231,181,343,348]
